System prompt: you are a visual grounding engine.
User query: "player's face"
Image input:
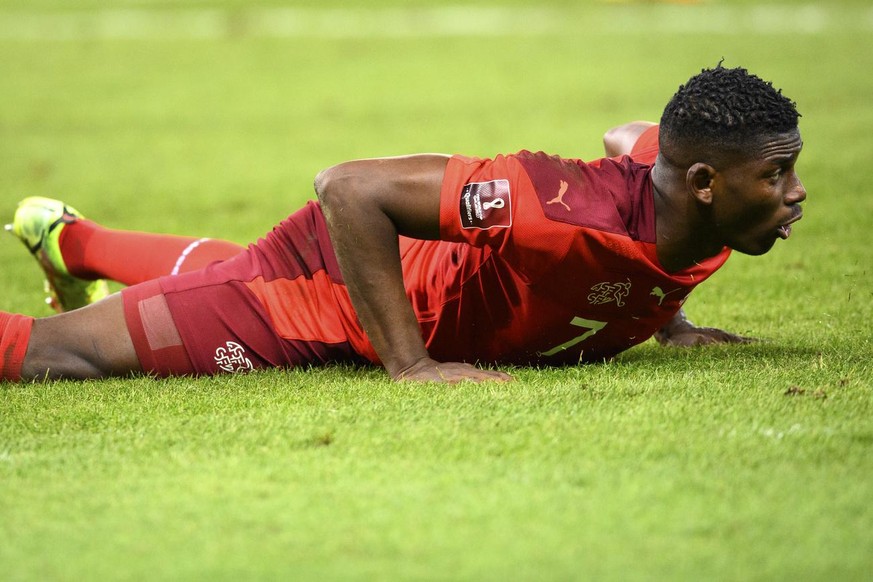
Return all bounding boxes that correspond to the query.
[709,130,806,255]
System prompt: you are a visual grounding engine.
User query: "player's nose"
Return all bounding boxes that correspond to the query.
[786,174,807,205]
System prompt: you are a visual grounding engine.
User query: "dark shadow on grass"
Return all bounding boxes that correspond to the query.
[613,340,824,367]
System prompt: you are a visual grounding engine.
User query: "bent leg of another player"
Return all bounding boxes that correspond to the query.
[1,294,142,381]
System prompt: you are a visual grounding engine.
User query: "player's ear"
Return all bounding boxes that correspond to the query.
[686,163,716,205]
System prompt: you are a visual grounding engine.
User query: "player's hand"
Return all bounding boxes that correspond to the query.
[655,324,755,347]
[394,358,513,383]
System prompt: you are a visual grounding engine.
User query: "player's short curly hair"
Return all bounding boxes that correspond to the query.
[659,64,800,165]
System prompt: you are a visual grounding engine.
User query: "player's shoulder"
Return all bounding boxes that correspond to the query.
[512,149,649,173]
[511,150,654,238]
[511,149,651,205]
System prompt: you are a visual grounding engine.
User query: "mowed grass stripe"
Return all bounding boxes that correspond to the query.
[1,3,872,41]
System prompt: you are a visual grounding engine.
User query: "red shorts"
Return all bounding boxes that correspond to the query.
[121,202,372,377]
[122,280,195,376]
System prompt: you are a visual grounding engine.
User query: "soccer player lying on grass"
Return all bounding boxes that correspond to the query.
[0,65,805,384]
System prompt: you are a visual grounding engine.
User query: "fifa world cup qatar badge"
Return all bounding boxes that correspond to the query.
[459,179,512,230]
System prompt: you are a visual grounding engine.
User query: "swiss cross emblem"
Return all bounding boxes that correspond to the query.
[214,341,254,373]
[587,279,632,307]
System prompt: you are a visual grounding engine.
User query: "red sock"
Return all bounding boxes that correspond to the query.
[59,220,245,286]
[0,312,34,382]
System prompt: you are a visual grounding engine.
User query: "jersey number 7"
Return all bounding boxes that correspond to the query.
[538,317,607,357]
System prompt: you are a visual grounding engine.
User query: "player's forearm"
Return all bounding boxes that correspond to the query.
[314,157,445,378]
[326,210,429,377]
[655,308,753,347]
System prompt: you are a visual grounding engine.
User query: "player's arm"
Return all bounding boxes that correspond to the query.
[603,121,657,157]
[654,309,753,347]
[315,155,512,384]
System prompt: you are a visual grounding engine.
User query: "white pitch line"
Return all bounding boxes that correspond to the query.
[0,5,871,41]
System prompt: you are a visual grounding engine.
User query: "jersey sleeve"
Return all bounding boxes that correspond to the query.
[438,154,524,249]
[438,153,575,283]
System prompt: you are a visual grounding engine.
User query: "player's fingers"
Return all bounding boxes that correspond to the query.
[433,364,513,383]
[398,362,513,383]
[706,329,757,344]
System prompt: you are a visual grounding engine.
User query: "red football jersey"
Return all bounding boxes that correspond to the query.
[396,148,730,365]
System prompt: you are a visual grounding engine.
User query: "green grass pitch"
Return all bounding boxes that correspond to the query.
[1,1,872,580]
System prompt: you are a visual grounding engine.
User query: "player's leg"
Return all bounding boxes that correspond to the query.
[6,197,245,312]
[3,202,368,382]
[1,294,141,381]
[60,218,245,285]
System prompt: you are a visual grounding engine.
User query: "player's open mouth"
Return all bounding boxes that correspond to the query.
[777,210,803,240]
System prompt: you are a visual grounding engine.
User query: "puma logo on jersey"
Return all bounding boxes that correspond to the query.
[546,180,571,211]
[650,286,682,306]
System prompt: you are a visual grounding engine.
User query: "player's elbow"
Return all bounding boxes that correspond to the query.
[313,164,338,205]
[315,162,357,210]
